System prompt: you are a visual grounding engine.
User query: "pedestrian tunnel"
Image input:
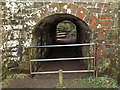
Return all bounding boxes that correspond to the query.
[30,13,93,73]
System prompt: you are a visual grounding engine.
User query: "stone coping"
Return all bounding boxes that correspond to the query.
[1,0,120,3]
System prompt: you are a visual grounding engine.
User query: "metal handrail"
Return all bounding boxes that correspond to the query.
[31,57,94,61]
[31,70,94,74]
[29,43,94,48]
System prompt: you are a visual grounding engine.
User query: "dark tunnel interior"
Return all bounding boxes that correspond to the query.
[31,13,92,71]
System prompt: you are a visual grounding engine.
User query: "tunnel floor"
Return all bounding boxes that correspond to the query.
[37,38,87,72]
[39,46,88,72]
[38,38,88,72]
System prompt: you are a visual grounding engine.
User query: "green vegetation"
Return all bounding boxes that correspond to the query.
[57,21,76,32]
[64,76,118,88]
[57,20,77,39]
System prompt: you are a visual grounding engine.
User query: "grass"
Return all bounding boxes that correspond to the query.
[2,74,29,88]
[64,76,118,88]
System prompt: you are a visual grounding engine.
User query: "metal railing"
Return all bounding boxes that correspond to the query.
[28,43,97,77]
[29,43,94,48]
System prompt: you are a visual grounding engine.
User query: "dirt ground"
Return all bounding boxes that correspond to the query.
[7,40,92,88]
[7,73,91,88]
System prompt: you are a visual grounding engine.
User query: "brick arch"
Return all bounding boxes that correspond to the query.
[32,2,108,57]
[34,3,105,41]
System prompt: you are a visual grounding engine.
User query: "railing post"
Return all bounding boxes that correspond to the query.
[28,47,32,74]
[96,42,99,78]
[94,43,96,78]
[59,69,63,87]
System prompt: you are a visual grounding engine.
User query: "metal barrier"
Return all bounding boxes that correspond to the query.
[28,43,97,77]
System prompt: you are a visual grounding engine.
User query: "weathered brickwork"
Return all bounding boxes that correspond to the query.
[1,1,119,79]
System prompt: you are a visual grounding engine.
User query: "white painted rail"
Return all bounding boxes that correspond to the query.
[31,57,94,61]
[31,70,94,74]
[29,43,94,48]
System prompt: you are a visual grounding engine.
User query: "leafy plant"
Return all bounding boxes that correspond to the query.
[56,83,66,88]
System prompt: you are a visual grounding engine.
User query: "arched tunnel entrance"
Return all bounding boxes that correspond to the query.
[56,20,77,44]
[32,13,92,72]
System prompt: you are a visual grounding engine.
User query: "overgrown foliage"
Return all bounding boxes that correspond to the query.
[64,76,118,88]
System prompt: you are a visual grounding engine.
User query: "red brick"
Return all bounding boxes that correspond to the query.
[88,13,98,30]
[97,3,111,8]
[76,7,87,19]
[98,44,107,56]
[98,30,106,40]
[100,20,114,29]
[90,23,99,30]
[99,15,113,20]
[103,9,112,14]
[91,16,97,25]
